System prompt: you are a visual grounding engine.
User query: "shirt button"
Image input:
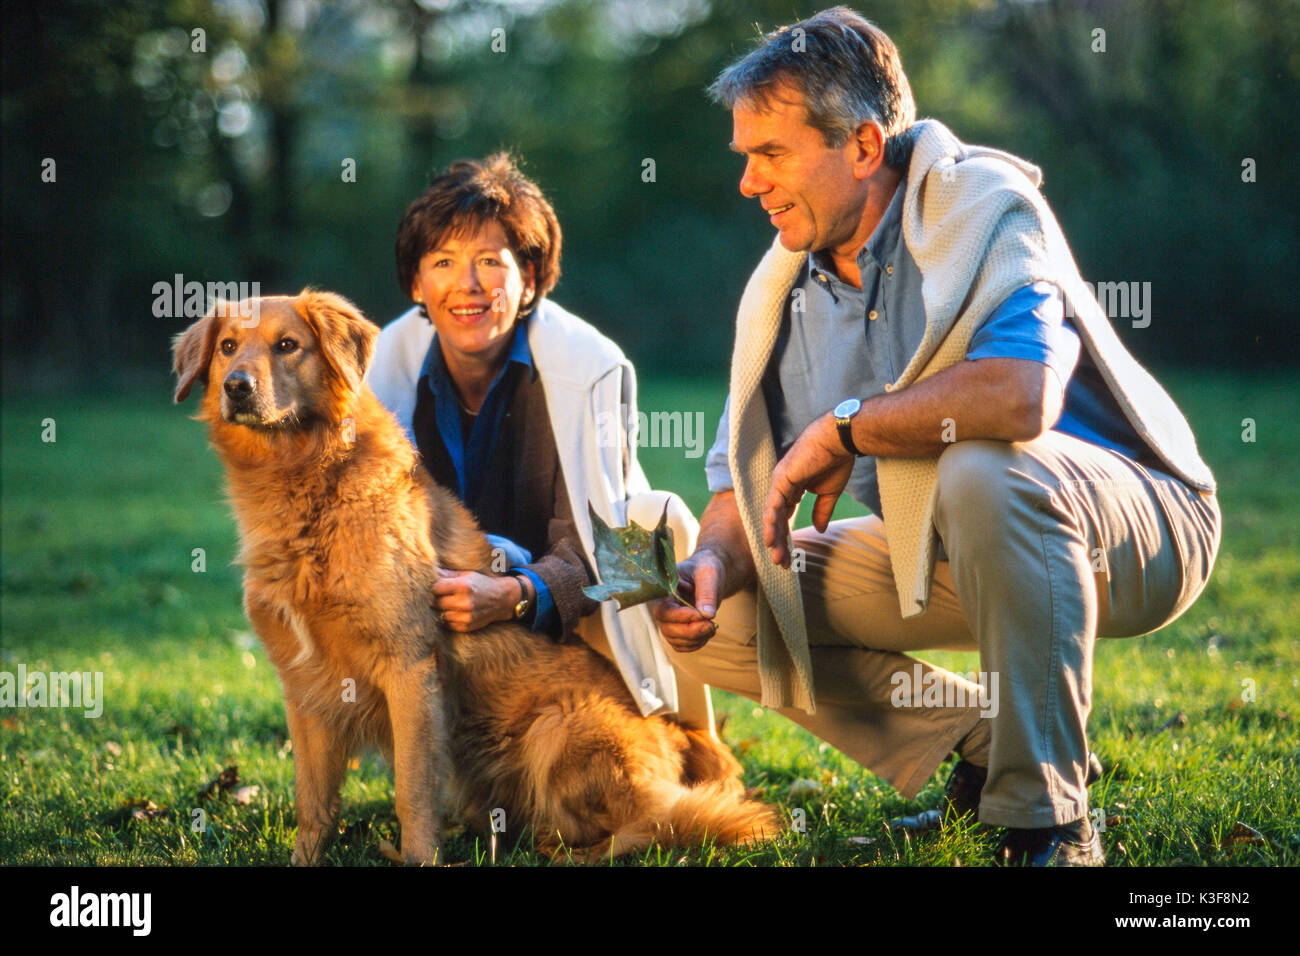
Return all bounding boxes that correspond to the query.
[868,309,879,320]
[886,265,894,275]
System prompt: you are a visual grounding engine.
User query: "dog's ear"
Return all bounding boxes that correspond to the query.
[172,308,222,403]
[295,289,378,396]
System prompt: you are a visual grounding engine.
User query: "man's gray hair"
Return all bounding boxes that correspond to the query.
[708,6,917,170]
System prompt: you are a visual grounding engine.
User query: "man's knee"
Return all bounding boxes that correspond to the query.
[935,440,1043,520]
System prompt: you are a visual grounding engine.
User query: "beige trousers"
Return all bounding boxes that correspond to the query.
[663,431,1221,828]
[576,491,718,737]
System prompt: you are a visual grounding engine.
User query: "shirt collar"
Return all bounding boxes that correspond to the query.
[806,173,908,282]
[861,173,906,266]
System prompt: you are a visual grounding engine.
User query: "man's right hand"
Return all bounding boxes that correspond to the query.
[652,548,727,653]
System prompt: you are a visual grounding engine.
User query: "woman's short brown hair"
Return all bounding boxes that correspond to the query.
[395,153,562,311]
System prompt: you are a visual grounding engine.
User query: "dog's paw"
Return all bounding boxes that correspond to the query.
[391,839,441,866]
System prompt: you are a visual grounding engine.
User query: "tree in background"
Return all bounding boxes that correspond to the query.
[3,0,1296,387]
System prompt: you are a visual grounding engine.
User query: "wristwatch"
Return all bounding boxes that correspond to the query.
[510,575,532,621]
[833,398,864,456]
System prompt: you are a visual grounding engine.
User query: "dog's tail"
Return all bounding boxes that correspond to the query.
[657,780,781,847]
[678,725,744,785]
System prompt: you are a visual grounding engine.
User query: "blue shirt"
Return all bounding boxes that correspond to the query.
[706,175,1146,517]
[967,284,1147,462]
[419,325,557,632]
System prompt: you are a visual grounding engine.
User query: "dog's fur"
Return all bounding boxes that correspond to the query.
[172,289,777,864]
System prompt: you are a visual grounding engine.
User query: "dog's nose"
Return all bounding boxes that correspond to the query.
[224,371,255,400]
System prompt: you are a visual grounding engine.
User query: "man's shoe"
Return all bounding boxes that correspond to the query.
[887,751,1104,832]
[996,817,1106,867]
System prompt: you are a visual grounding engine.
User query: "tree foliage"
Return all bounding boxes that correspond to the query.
[3,0,1296,389]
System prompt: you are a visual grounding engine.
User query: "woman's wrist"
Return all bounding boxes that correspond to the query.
[500,573,534,624]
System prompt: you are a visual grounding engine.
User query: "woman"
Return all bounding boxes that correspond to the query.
[368,153,710,727]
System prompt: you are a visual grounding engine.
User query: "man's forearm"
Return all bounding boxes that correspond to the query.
[850,357,1060,458]
[694,490,756,597]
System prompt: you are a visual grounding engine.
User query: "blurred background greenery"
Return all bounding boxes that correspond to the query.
[3,0,1297,390]
[3,1,1298,867]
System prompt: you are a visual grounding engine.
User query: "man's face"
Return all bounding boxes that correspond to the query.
[730,85,870,255]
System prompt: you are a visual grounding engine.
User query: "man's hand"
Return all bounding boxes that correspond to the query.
[763,412,855,568]
[651,549,727,653]
[433,569,519,632]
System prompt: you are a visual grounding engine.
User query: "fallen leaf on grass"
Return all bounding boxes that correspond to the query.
[113,798,170,824]
[1156,711,1188,731]
[165,723,196,739]
[198,765,241,802]
[132,802,167,821]
[1225,821,1267,849]
[787,778,823,799]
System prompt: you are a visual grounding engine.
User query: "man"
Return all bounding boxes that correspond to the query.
[651,6,1221,866]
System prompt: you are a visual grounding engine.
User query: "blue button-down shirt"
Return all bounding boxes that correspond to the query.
[706,175,1144,517]
[419,325,556,631]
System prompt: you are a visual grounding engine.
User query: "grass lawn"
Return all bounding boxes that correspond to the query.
[1,369,1296,866]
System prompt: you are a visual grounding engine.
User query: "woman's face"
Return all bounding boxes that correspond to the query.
[409,219,535,367]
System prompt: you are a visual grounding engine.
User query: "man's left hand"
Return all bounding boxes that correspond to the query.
[763,412,856,568]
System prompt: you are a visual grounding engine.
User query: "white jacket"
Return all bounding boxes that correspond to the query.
[367,299,680,717]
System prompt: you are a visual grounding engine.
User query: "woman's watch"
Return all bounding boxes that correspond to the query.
[510,574,532,621]
[833,398,864,456]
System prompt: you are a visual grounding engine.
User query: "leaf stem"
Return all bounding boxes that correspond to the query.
[670,588,704,616]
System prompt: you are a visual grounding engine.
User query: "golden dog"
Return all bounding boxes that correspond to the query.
[172,289,777,864]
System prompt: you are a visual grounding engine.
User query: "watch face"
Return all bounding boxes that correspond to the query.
[834,398,862,419]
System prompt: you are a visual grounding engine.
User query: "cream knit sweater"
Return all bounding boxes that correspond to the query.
[729,118,1216,714]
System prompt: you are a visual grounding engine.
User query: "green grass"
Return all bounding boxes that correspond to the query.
[1,370,1296,866]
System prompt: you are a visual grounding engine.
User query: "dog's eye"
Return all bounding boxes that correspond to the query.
[276,338,298,354]
[220,339,237,355]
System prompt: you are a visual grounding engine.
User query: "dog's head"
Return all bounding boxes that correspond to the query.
[172,289,378,431]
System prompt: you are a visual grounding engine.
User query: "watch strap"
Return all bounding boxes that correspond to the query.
[836,420,862,456]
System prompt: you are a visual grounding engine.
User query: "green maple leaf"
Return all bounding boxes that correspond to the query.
[582,502,700,612]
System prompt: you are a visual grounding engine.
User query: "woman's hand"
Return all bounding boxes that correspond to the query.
[432,569,521,632]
